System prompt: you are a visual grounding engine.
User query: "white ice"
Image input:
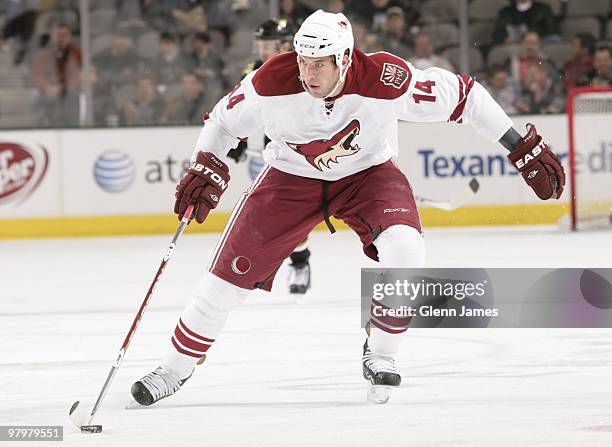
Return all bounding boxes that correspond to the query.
[1,226,612,446]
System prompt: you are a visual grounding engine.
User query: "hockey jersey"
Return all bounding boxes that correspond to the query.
[194,48,513,181]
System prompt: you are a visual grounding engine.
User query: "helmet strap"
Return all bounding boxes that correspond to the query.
[325,52,351,99]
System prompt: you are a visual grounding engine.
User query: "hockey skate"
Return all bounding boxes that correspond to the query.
[362,340,401,404]
[130,366,192,406]
[288,261,311,295]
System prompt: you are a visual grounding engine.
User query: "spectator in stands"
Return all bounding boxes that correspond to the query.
[349,23,384,53]
[148,31,188,89]
[588,46,612,87]
[171,0,207,38]
[516,63,565,114]
[138,0,206,37]
[410,31,454,71]
[379,6,412,60]
[279,0,313,27]
[114,0,149,38]
[510,32,558,91]
[121,75,165,126]
[2,0,39,65]
[493,0,559,45]
[229,0,250,12]
[93,30,140,91]
[563,33,595,90]
[140,0,176,34]
[202,0,233,46]
[31,23,81,127]
[482,64,520,115]
[364,33,384,53]
[348,0,418,33]
[327,0,346,14]
[188,32,225,95]
[89,65,120,127]
[352,23,372,52]
[164,72,212,125]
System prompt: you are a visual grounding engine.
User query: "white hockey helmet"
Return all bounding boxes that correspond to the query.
[293,9,354,70]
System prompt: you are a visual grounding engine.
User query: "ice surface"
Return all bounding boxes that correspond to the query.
[1,226,611,446]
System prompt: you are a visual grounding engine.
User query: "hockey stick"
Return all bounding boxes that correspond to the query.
[68,204,195,433]
[245,149,480,211]
[414,178,480,211]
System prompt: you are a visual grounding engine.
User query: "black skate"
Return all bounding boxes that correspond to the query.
[288,261,311,295]
[131,366,191,406]
[362,340,401,404]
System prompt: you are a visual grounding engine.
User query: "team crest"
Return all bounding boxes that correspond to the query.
[286,120,361,171]
[380,63,409,89]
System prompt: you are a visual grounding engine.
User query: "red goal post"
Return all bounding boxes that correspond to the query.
[566,86,612,231]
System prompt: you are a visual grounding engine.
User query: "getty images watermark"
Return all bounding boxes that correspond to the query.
[361,269,612,328]
[372,276,494,318]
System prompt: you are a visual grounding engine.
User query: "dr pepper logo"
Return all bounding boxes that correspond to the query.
[0,141,49,206]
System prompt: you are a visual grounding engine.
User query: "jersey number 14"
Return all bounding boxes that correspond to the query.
[413,81,437,104]
[227,83,246,110]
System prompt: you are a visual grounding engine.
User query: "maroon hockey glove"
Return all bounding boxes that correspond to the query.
[174,152,230,223]
[507,124,565,200]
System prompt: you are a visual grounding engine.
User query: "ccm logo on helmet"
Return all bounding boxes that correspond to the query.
[298,43,316,49]
[190,162,229,190]
[515,141,546,169]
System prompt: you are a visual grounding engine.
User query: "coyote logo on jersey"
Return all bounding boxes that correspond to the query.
[286,119,361,171]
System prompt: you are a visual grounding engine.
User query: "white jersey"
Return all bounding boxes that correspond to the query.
[194,49,513,181]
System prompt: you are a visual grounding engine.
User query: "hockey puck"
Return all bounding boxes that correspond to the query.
[81,425,103,434]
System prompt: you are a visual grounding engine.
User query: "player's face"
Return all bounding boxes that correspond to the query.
[256,40,280,63]
[297,55,340,98]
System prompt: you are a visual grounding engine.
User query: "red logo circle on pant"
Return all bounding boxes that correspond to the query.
[231,256,251,275]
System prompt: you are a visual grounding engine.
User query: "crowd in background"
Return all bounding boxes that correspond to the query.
[1,0,611,129]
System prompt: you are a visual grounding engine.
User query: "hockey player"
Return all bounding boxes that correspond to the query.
[227,19,312,295]
[244,19,294,78]
[131,10,565,406]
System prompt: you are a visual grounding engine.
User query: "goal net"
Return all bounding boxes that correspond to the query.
[567,87,612,231]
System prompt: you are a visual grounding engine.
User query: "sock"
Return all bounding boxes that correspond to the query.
[161,273,248,378]
[368,225,426,358]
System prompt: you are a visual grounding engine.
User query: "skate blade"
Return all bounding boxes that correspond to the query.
[294,292,309,305]
[367,384,394,404]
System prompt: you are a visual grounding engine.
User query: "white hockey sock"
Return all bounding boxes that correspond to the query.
[368,327,403,357]
[369,225,426,358]
[162,273,249,378]
[375,224,425,268]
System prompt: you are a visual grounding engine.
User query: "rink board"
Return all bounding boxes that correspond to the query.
[0,114,598,238]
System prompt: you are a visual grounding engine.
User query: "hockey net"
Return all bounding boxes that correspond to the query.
[567,87,612,231]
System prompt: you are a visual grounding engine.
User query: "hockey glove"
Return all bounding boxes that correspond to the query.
[174,151,230,223]
[507,124,565,200]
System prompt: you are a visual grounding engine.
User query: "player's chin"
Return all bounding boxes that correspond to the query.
[306,85,326,98]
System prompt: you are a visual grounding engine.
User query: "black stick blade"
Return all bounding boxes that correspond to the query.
[468,178,480,193]
[81,425,103,434]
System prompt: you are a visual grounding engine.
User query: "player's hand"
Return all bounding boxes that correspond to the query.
[226,140,248,163]
[507,124,565,200]
[174,151,230,223]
